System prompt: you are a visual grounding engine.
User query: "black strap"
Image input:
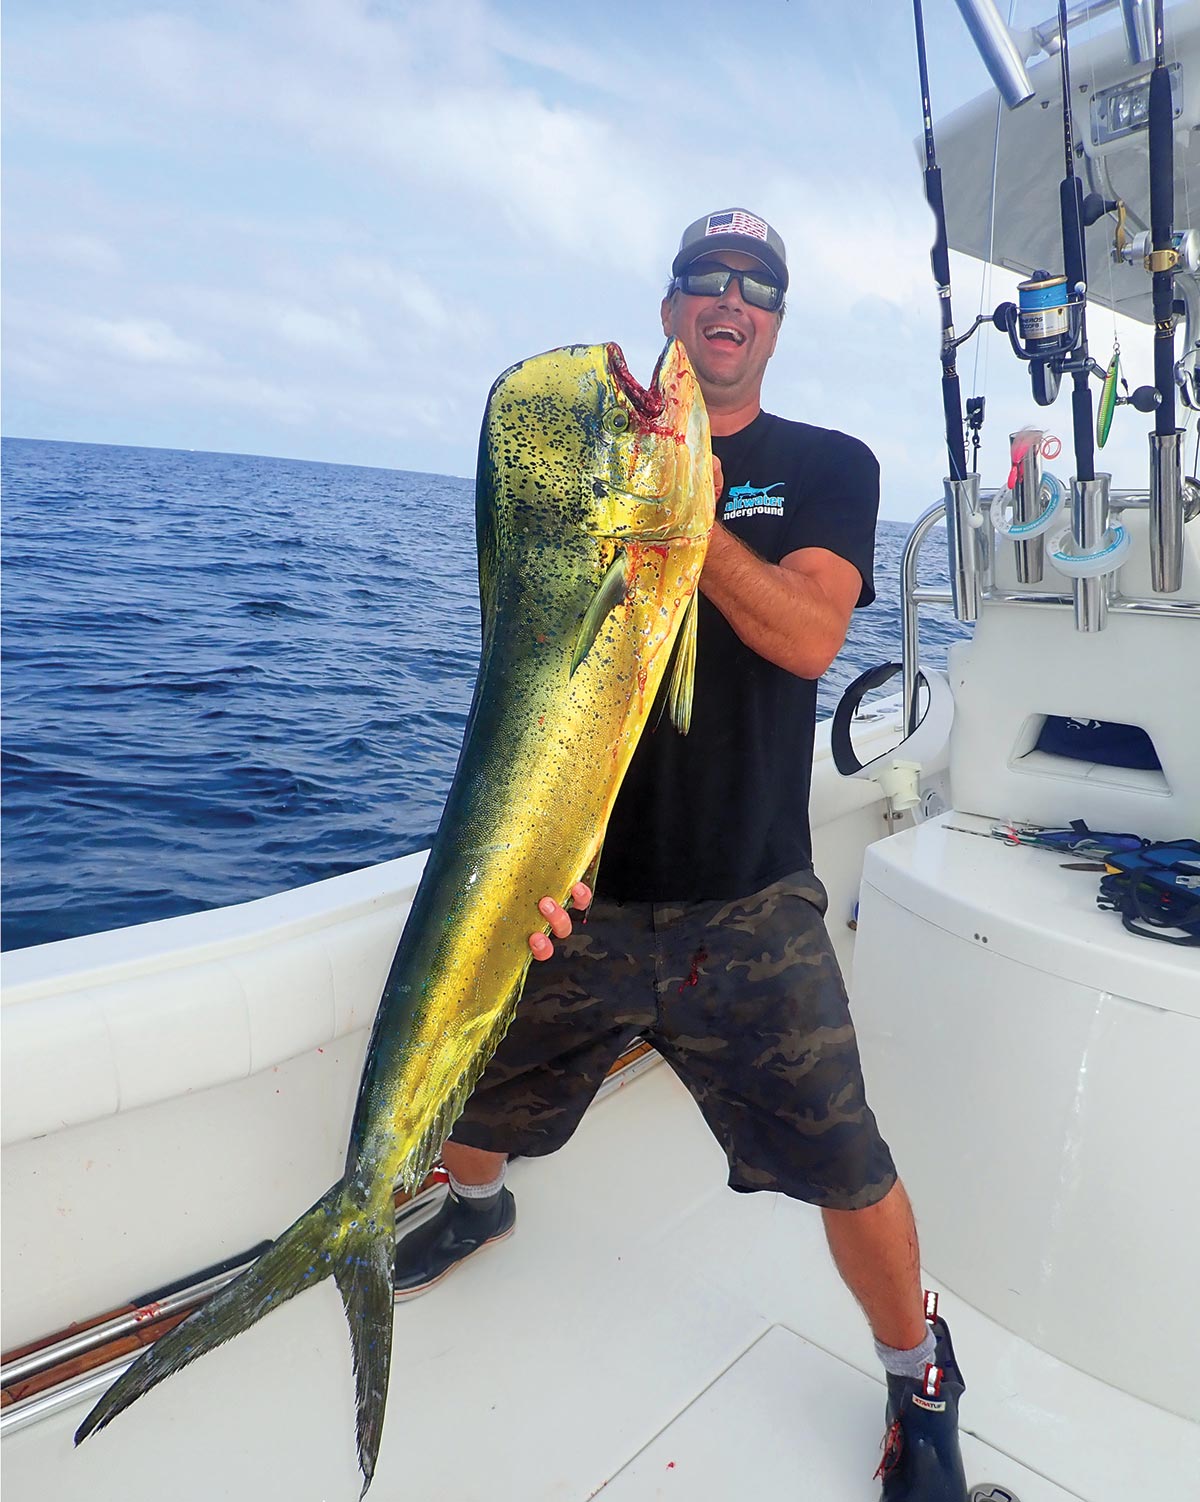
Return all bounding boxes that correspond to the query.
[1100,872,1200,947]
[831,662,903,776]
[1121,910,1200,947]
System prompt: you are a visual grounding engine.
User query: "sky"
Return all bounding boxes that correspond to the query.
[1,0,1178,520]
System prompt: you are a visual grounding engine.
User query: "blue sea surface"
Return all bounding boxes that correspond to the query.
[2,438,968,951]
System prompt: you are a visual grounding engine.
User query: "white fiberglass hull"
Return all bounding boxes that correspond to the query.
[4,709,1198,1500]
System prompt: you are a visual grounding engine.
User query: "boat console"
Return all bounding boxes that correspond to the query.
[851,809,1198,1422]
[839,380,1200,1437]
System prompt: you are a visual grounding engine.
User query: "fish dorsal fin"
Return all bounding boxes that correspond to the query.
[571,549,628,675]
[667,590,699,734]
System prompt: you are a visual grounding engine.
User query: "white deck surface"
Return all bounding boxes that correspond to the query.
[598,1326,1073,1501]
[4,1062,1197,1501]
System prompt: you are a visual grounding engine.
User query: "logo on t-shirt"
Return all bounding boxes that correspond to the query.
[722,482,785,521]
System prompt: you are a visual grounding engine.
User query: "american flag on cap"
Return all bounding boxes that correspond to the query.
[705,210,768,241]
[672,207,788,290]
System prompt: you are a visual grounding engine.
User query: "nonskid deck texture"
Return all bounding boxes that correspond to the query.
[4,1065,1195,1501]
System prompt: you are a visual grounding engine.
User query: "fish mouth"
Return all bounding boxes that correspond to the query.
[605,343,667,422]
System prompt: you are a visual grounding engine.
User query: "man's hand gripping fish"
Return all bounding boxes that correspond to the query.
[75,338,715,1492]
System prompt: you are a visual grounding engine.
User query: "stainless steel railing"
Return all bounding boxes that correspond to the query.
[900,489,1200,733]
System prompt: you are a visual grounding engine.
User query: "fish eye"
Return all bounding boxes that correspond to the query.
[603,407,630,435]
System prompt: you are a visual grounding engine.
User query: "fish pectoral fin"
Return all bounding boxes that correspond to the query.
[571,549,629,675]
[667,590,700,734]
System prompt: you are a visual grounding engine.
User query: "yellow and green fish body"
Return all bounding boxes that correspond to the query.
[354,338,713,1190]
[76,339,713,1494]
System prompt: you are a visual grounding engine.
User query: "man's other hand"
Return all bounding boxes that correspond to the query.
[529,882,593,961]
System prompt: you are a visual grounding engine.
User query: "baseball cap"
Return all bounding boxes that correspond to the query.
[671,208,788,292]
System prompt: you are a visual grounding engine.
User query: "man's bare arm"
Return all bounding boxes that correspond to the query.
[699,526,863,679]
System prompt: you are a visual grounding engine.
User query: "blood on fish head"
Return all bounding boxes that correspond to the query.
[480,341,714,549]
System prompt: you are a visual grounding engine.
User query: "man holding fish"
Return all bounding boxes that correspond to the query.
[74,211,962,1497]
[395,209,969,1500]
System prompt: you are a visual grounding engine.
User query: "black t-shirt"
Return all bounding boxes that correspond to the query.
[601,410,880,902]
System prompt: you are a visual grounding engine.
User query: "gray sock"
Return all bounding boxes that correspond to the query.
[875,1325,937,1379]
[448,1166,506,1213]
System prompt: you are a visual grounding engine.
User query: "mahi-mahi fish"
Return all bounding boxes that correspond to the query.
[75,338,714,1492]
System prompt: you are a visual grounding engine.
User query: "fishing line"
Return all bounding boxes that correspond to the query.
[970,0,1017,407]
[1084,14,1121,352]
[1084,3,1125,446]
[970,65,1005,398]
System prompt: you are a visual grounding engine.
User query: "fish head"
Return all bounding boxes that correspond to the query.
[479,340,715,547]
[588,338,714,544]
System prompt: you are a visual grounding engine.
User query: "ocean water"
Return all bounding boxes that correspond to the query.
[1,437,969,951]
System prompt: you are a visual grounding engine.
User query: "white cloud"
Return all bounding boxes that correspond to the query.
[1,0,1178,513]
[332,258,454,332]
[70,314,214,367]
[176,369,318,425]
[274,306,369,358]
[6,4,678,268]
[43,233,123,276]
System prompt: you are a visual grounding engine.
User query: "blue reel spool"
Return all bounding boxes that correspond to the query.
[1017,274,1073,356]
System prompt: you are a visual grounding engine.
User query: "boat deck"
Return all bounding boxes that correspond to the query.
[3,1062,1195,1501]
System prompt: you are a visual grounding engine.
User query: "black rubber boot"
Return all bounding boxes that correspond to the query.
[875,1310,968,1501]
[392,1187,516,1301]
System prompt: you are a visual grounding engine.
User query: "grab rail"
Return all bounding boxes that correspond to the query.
[902,503,954,733]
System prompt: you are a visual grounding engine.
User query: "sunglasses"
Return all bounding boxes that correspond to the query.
[671,260,784,313]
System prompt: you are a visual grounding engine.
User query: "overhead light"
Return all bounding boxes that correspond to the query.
[1091,65,1182,146]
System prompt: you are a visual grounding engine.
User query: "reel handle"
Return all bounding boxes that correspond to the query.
[1129,385,1160,414]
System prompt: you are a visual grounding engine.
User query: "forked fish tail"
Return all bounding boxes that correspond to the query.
[74,1173,397,1496]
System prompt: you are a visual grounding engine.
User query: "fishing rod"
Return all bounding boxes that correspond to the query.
[986,2,1120,626]
[1146,0,1185,591]
[1148,0,1177,442]
[988,5,1130,427]
[992,8,1097,429]
[913,0,969,486]
[1055,0,1095,486]
[1050,0,1123,629]
[912,0,981,629]
[917,4,1194,627]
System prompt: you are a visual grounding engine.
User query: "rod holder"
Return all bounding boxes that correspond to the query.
[1071,474,1111,632]
[944,474,982,623]
[1149,430,1185,593]
[1010,428,1046,583]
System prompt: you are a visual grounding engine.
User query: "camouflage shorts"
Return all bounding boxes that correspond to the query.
[451,868,897,1211]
